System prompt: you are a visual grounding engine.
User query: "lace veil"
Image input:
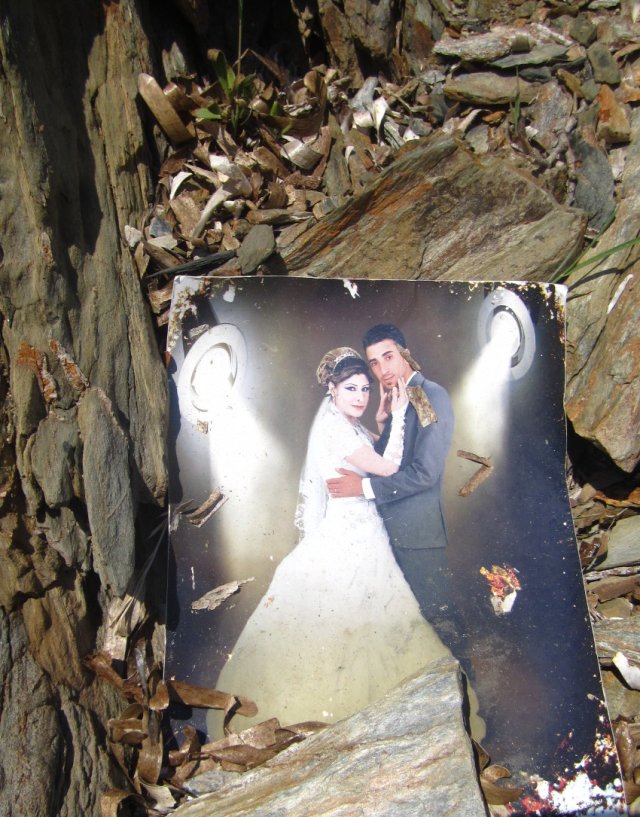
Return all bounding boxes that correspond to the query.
[294,346,364,540]
[294,393,332,539]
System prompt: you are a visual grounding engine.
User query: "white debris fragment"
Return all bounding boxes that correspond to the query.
[613,650,640,690]
[607,273,633,314]
[343,279,360,298]
[124,225,142,248]
[223,283,237,303]
[170,170,193,200]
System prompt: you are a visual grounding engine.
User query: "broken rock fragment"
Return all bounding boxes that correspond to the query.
[444,73,539,106]
[237,225,276,274]
[175,657,486,817]
[587,41,621,85]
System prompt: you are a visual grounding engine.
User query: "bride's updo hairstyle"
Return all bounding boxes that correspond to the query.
[316,347,373,387]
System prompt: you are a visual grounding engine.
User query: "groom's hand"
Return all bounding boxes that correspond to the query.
[327,469,364,498]
[375,381,392,431]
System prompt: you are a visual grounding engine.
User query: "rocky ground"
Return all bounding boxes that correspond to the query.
[88,0,640,813]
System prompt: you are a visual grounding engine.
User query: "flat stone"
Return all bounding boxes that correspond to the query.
[570,15,597,46]
[528,81,573,151]
[602,669,640,720]
[323,139,352,200]
[597,84,631,144]
[597,516,640,570]
[434,26,531,62]
[594,617,640,664]
[237,225,276,274]
[569,127,616,231]
[29,411,81,507]
[582,78,601,101]
[77,387,136,595]
[444,72,539,105]
[599,597,634,618]
[491,44,569,69]
[37,505,90,569]
[587,41,621,85]
[283,132,586,281]
[176,658,485,817]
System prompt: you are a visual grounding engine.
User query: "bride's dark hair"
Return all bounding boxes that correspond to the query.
[329,356,373,386]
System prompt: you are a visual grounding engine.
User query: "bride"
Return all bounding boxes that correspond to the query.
[213,347,450,731]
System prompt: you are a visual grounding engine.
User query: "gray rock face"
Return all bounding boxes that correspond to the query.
[176,658,486,817]
[78,388,136,595]
[566,109,640,472]
[0,609,63,817]
[0,2,168,813]
[283,133,586,281]
[237,225,276,274]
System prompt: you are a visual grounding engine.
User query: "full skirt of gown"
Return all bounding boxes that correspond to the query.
[213,493,451,732]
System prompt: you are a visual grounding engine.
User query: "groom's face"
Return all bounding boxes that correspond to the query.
[365,339,414,390]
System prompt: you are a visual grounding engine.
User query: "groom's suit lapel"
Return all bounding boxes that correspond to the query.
[400,396,419,469]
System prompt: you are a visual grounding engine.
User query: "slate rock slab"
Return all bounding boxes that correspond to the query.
[237,225,276,274]
[77,387,136,595]
[444,72,539,105]
[594,616,640,664]
[566,109,640,472]
[175,657,485,817]
[283,132,586,281]
[598,516,640,570]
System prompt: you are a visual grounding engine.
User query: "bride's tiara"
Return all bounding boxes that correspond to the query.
[316,346,364,385]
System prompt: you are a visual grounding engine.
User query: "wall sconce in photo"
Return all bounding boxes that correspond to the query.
[477,287,536,380]
[177,323,248,424]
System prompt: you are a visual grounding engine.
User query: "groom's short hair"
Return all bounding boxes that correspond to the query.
[363,323,407,350]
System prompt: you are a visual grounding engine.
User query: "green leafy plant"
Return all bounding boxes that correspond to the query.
[552,235,640,284]
[195,49,257,135]
[194,1,257,135]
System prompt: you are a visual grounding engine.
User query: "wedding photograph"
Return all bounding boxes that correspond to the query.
[166,276,622,813]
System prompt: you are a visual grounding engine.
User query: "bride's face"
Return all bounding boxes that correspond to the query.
[332,374,371,422]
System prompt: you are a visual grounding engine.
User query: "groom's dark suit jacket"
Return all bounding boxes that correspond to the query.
[371,372,454,550]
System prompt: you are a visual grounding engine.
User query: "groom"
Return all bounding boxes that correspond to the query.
[327,323,455,634]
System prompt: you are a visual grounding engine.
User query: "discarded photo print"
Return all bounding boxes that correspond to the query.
[165,276,624,814]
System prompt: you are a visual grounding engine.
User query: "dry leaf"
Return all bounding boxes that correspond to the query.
[183,488,227,527]
[459,463,493,496]
[137,710,163,784]
[192,577,255,611]
[613,717,637,780]
[481,777,524,806]
[166,679,258,717]
[149,680,170,711]
[100,789,144,817]
[138,74,193,144]
[137,780,177,813]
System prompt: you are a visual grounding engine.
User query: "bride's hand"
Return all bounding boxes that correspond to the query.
[390,377,409,413]
[375,381,392,431]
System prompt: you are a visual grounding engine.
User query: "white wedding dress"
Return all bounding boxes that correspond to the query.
[213,399,450,731]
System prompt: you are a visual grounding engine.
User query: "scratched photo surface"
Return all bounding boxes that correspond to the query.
[166,277,623,814]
